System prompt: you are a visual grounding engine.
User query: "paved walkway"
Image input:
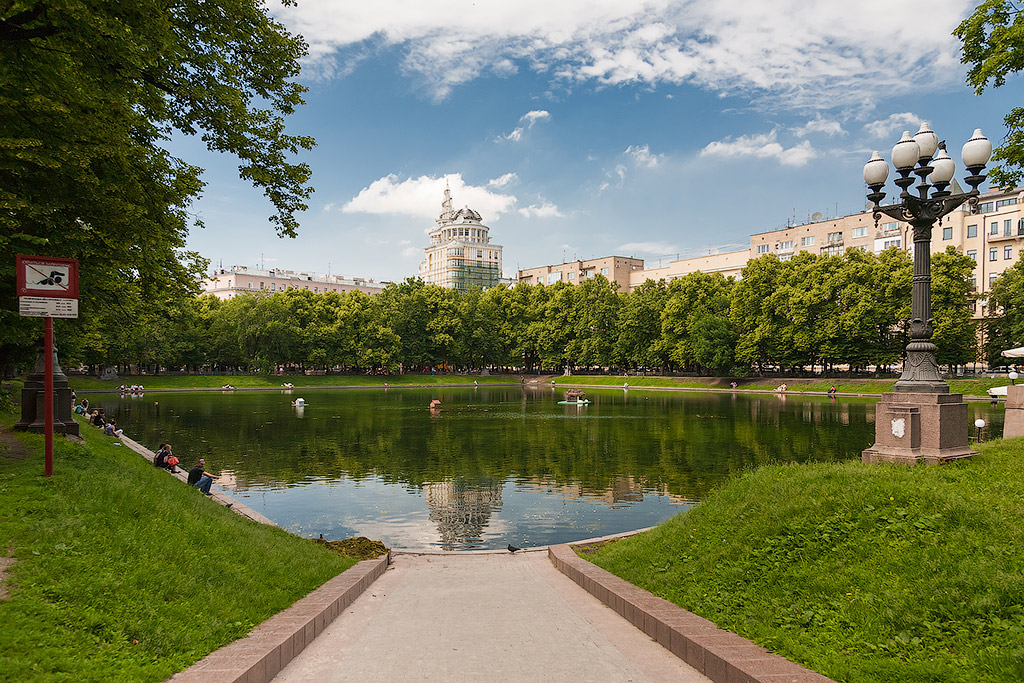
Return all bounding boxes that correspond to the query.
[273,550,709,683]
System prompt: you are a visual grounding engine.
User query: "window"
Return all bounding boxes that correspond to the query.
[969,276,977,291]
[271,283,276,291]
[547,272,560,284]
[600,267,609,275]
[568,272,575,280]
[1006,246,1013,260]
[852,226,868,238]
[978,201,994,213]
[967,249,977,261]
[996,198,1018,209]
[260,281,265,289]
[990,272,999,286]
[970,301,977,314]
[882,238,902,250]
[990,247,998,261]
[757,244,769,254]
[248,282,253,289]
[883,221,899,231]
[777,240,794,251]
[477,250,483,258]
[942,226,952,240]
[801,236,815,246]
[779,254,792,262]
[991,222,999,235]
[967,224,977,238]
[1005,220,1013,236]
[827,231,842,243]
[821,244,844,257]
[449,248,463,257]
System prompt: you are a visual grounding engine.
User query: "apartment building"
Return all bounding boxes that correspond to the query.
[201,266,389,300]
[518,256,645,291]
[419,185,504,291]
[627,250,748,290]
[515,188,1023,308]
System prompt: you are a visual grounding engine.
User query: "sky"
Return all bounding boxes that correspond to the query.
[178,0,1022,282]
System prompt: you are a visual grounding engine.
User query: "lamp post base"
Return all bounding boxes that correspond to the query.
[862,392,975,465]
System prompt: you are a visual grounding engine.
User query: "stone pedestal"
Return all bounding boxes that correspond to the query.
[1003,385,1024,439]
[13,340,80,437]
[862,392,975,465]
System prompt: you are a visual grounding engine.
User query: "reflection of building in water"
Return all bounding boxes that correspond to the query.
[519,475,693,507]
[425,479,503,549]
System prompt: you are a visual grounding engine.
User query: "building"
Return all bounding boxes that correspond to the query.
[515,188,1023,317]
[627,250,748,290]
[517,256,645,291]
[201,266,389,300]
[418,185,503,291]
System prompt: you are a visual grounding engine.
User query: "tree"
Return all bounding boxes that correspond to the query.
[0,0,314,373]
[614,279,669,370]
[930,247,978,369]
[956,0,1024,187]
[983,258,1024,364]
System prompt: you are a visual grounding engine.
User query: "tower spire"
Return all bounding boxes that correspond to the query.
[439,179,454,224]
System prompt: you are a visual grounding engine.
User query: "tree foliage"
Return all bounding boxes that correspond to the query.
[956,0,1024,187]
[0,0,314,373]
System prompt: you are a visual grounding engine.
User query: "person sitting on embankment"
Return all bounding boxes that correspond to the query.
[187,458,216,495]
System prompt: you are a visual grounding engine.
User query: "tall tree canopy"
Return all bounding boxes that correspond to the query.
[956,0,1024,187]
[0,0,314,372]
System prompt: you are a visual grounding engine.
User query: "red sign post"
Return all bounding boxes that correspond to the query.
[16,255,79,476]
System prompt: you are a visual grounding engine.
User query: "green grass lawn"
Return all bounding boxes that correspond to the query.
[68,373,516,391]
[0,414,360,682]
[583,440,1024,682]
[553,375,1008,397]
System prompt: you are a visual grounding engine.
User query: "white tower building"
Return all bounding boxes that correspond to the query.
[418,184,503,291]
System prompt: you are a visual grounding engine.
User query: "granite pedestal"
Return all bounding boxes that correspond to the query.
[862,391,975,465]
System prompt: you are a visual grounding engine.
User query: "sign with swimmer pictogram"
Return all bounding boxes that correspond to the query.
[17,255,79,299]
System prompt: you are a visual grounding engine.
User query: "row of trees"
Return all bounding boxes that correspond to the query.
[39,248,990,377]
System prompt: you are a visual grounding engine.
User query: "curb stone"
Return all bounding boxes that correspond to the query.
[166,553,390,683]
[548,544,836,683]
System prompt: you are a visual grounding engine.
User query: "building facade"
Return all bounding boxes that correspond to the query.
[418,186,503,291]
[201,266,389,300]
[515,188,1023,317]
[517,256,645,291]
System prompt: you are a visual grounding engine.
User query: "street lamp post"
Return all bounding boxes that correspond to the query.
[861,123,992,465]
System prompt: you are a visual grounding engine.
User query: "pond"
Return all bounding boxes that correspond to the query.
[92,387,1005,550]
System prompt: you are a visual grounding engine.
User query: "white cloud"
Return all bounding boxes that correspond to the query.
[488,172,519,189]
[625,144,662,168]
[342,173,517,221]
[794,116,845,137]
[864,112,922,139]
[277,0,969,108]
[700,130,817,167]
[518,201,563,218]
[321,202,337,212]
[502,110,551,141]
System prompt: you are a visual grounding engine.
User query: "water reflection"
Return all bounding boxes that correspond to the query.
[94,388,1005,550]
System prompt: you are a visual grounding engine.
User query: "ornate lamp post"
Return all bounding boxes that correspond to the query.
[861,123,992,464]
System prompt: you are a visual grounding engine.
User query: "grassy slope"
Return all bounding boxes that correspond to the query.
[0,415,358,682]
[68,373,515,391]
[552,375,1007,397]
[584,441,1024,682]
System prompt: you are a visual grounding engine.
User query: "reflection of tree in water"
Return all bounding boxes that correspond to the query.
[425,478,503,550]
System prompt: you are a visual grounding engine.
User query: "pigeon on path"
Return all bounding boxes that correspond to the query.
[507,544,521,553]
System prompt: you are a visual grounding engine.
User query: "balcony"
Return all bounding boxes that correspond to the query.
[987,227,1024,243]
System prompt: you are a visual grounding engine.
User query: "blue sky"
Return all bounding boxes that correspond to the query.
[180,0,1021,282]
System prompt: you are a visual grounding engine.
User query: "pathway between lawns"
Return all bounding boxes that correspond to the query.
[272,550,708,683]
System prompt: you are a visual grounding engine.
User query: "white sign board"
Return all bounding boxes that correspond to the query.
[19,296,79,319]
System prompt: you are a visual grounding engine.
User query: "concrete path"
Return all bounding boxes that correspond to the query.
[273,551,708,683]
